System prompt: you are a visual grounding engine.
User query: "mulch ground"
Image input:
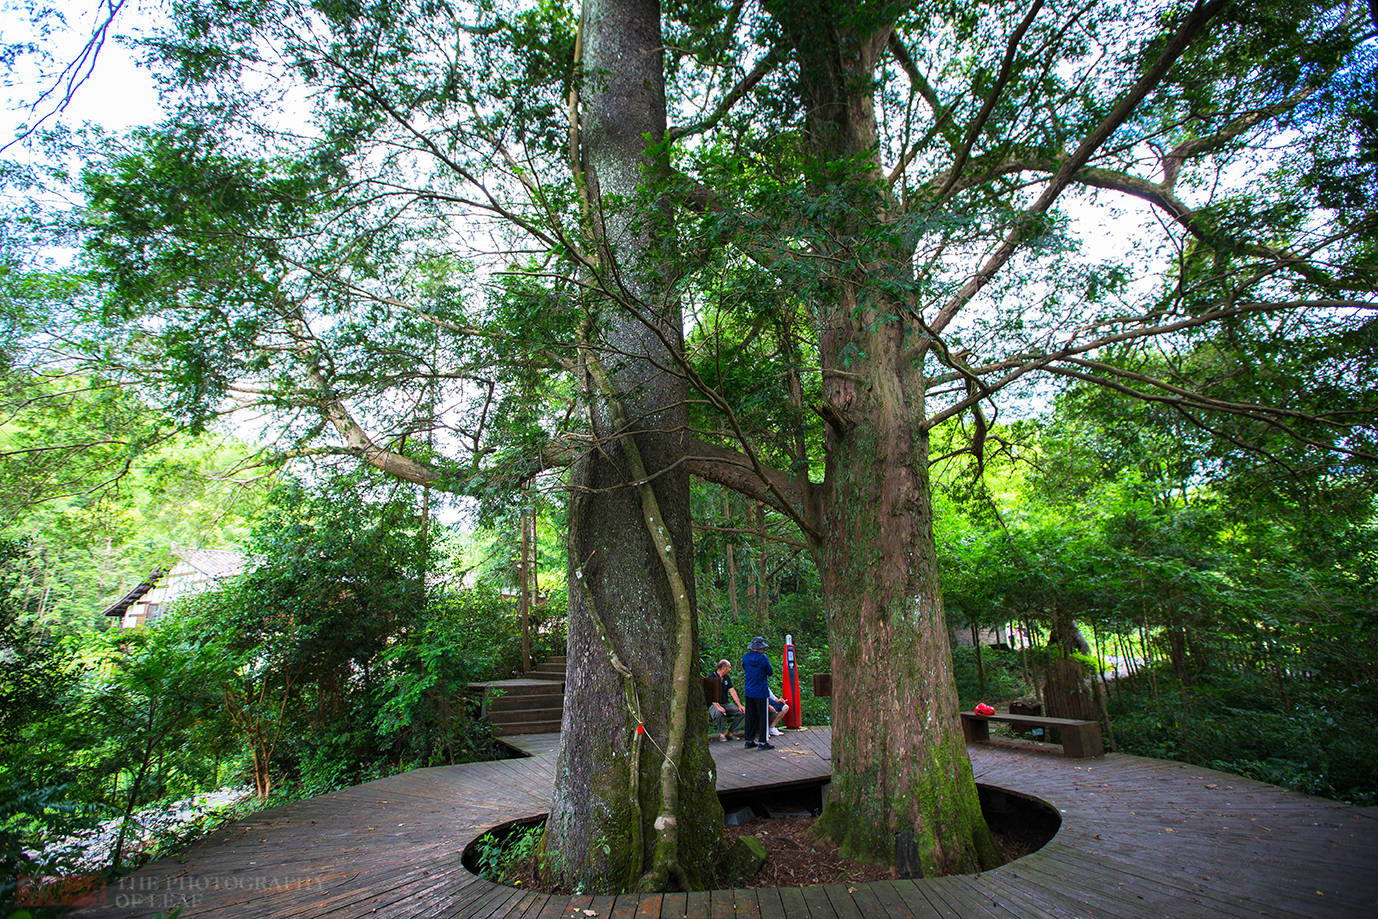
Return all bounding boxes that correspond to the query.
[720,817,895,887]
[720,814,1033,887]
[508,816,1033,892]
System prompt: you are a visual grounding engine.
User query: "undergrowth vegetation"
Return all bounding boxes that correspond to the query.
[0,475,567,910]
[1106,668,1378,806]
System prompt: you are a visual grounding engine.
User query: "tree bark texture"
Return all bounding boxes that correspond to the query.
[543,0,722,893]
[765,0,998,874]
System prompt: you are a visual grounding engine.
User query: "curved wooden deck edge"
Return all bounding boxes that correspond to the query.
[61,727,1378,919]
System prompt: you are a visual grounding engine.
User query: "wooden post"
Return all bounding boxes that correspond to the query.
[519,506,532,673]
[752,502,768,625]
[724,492,739,618]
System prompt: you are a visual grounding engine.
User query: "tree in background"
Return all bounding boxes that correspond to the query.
[680,0,1373,868]
[2,253,268,628]
[85,619,226,867]
[933,372,1378,803]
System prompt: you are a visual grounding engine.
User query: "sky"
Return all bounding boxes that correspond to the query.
[1,1,165,151]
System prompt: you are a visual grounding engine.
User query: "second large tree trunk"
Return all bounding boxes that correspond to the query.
[814,345,997,873]
[766,0,998,875]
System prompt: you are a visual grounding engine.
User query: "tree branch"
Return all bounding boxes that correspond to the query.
[1161,80,1328,188]
[667,44,787,142]
[922,298,1376,427]
[934,0,1047,200]
[3,0,126,154]
[683,438,814,531]
[927,0,1231,338]
[1041,361,1377,462]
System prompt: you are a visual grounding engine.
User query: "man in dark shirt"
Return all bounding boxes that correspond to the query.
[708,659,744,741]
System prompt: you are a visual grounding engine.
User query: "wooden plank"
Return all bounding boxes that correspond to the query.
[660,891,687,919]
[898,878,960,919]
[481,890,546,919]
[728,888,763,919]
[798,885,837,919]
[586,894,619,919]
[633,893,663,919]
[1035,842,1333,918]
[775,884,812,919]
[448,883,525,919]
[564,893,595,915]
[914,876,1010,919]
[681,889,709,919]
[848,882,914,919]
[705,888,734,919]
[530,894,576,919]
[414,876,500,919]
[819,883,866,919]
[61,727,1378,919]
[880,879,954,919]
[752,885,789,919]
[978,872,1104,919]
[605,894,643,919]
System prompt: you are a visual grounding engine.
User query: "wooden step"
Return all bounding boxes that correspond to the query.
[491,718,563,736]
[487,688,562,710]
[490,699,564,721]
[473,672,566,737]
[488,711,563,733]
[468,679,563,696]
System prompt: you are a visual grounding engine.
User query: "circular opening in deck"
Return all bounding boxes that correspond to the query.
[461,780,1060,886]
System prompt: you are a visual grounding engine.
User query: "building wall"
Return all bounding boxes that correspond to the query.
[121,561,221,628]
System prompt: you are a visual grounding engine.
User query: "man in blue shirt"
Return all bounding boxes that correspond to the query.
[741,636,774,749]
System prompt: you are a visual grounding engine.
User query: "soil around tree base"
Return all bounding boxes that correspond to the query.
[719,814,1034,887]
[505,815,1036,892]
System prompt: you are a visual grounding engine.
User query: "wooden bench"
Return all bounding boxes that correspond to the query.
[813,672,1102,758]
[961,711,1103,758]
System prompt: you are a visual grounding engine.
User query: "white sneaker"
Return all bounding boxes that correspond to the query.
[768,726,782,736]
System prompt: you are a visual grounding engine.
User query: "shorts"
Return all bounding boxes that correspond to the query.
[768,698,785,714]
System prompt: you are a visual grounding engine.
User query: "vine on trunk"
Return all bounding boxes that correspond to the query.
[581,348,698,892]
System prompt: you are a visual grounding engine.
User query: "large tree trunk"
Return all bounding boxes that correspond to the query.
[813,309,997,875]
[765,0,998,875]
[542,0,722,893]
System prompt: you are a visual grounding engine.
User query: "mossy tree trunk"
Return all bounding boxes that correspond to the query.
[812,296,998,875]
[541,0,723,893]
[764,0,999,875]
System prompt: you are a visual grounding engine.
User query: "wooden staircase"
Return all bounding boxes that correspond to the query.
[470,656,566,737]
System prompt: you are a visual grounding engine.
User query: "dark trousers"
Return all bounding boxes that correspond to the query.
[744,695,768,744]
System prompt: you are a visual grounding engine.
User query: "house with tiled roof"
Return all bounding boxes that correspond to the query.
[102,546,246,629]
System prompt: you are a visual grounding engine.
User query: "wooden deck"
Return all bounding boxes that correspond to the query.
[64,728,1378,918]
